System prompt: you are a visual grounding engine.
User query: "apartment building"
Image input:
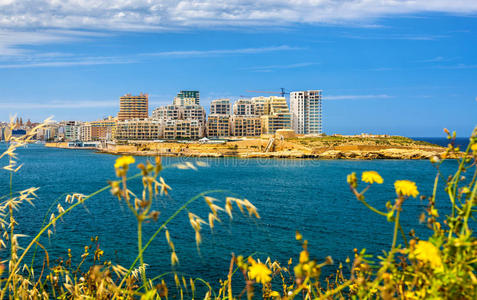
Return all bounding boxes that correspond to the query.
[251,96,292,134]
[90,118,117,141]
[230,115,261,137]
[233,99,255,116]
[207,114,230,137]
[290,90,323,134]
[173,90,200,106]
[115,119,162,141]
[181,105,206,125]
[118,93,148,121]
[151,105,181,122]
[59,121,81,141]
[163,120,202,140]
[79,123,92,141]
[210,99,231,115]
[251,96,268,116]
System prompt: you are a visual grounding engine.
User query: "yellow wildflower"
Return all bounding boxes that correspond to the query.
[394,180,419,198]
[248,259,272,284]
[471,143,477,152]
[114,156,135,169]
[299,250,309,264]
[361,171,383,184]
[270,291,280,297]
[413,241,443,271]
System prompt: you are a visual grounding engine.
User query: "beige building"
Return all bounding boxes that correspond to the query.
[90,117,117,141]
[115,119,162,141]
[173,91,200,106]
[251,96,268,116]
[151,105,181,122]
[207,115,230,137]
[230,115,261,137]
[233,99,255,116]
[210,99,231,115]
[181,105,206,125]
[118,93,148,121]
[163,120,202,140]
[251,96,291,134]
[79,123,92,141]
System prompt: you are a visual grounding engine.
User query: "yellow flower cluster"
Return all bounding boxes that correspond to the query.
[114,156,135,169]
[362,171,383,184]
[413,241,443,271]
[394,180,419,198]
[248,258,272,284]
[472,143,477,153]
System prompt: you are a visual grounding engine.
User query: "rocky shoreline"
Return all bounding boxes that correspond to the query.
[97,146,455,160]
[50,136,458,160]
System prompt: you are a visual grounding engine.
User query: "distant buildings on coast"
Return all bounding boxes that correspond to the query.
[0,89,324,143]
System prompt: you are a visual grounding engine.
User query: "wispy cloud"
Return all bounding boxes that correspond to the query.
[0,45,301,68]
[142,45,301,57]
[416,56,458,63]
[324,94,393,100]
[0,57,135,69]
[0,100,117,109]
[242,62,318,72]
[434,64,477,69]
[342,33,449,40]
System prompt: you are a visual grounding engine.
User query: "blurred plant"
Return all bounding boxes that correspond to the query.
[0,120,475,299]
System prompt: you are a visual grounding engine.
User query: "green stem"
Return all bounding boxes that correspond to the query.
[461,177,477,235]
[138,219,147,289]
[391,209,401,249]
[0,173,141,299]
[357,197,387,217]
[114,189,226,298]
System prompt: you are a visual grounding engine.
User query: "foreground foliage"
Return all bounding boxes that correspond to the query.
[0,117,476,299]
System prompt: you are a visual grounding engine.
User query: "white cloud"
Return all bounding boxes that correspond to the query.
[243,62,318,72]
[0,1,475,66]
[0,45,299,68]
[0,100,117,109]
[142,45,301,57]
[324,94,393,100]
[0,1,476,32]
[0,57,135,68]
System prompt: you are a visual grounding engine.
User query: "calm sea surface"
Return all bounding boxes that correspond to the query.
[0,139,471,289]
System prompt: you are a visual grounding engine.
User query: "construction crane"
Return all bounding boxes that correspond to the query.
[246,88,289,97]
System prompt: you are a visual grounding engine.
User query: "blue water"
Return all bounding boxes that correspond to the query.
[413,137,470,149]
[0,142,469,291]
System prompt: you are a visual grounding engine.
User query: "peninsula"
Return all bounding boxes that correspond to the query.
[48,135,455,160]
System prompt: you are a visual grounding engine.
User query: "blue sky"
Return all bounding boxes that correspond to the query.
[0,1,476,136]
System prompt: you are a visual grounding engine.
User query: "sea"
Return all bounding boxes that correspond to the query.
[0,137,473,292]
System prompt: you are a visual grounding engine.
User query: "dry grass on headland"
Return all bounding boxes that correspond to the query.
[3,118,476,299]
[90,135,458,159]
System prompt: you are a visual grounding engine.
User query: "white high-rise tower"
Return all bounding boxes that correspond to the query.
[290,90,322,134]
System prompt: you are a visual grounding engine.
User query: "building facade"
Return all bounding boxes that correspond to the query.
[163,120,202,140]
[90,118,117,141]
[251,96,291,134]
[290,90,322,134]
[79,123,92,141]
[230,115,261,137]
[233,99,255,116]
[115,119,162,141]
[180,105,206,125]
[173,90,200,106]
[207,115,230,137]
[251,97,268,116]
[151,105,181,122]
[210,99,231,115]
[118,93,148,121]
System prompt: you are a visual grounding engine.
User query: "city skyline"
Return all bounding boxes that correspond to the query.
[0,1,476,136]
